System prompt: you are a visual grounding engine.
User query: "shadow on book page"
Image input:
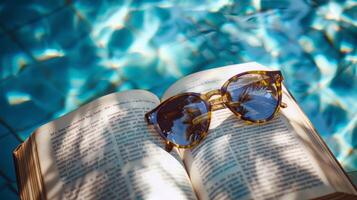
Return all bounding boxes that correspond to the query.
[35,92,197,200]
[180,89,354,199]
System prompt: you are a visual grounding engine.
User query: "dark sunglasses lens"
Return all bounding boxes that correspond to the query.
[225,73,279,121]
[156,94,210,147]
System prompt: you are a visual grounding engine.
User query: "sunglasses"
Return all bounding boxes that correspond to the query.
[145,70,287,151]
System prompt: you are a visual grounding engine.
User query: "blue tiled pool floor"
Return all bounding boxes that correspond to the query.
[0,0,356,198]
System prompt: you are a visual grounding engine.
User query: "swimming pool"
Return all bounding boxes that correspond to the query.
[0,0,356,198]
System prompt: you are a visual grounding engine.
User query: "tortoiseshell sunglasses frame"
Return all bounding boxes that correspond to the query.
[145,70,286,151]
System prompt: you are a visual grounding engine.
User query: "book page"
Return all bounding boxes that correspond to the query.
[35,90,197,200]
[163,62,356,199]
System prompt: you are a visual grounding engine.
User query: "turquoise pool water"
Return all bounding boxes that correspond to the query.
[0,0,356,198]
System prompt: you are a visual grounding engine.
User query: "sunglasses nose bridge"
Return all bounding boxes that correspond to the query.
[202,89,227,111]
[209,97,226,111]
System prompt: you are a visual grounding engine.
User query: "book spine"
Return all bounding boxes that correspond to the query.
[12,135,47,200]
[13,144,24,199]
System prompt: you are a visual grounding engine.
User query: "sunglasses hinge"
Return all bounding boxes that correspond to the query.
[165,142,174,152]
[274,73,283,82]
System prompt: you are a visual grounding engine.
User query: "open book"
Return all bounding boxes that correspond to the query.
[13,62,357,200]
